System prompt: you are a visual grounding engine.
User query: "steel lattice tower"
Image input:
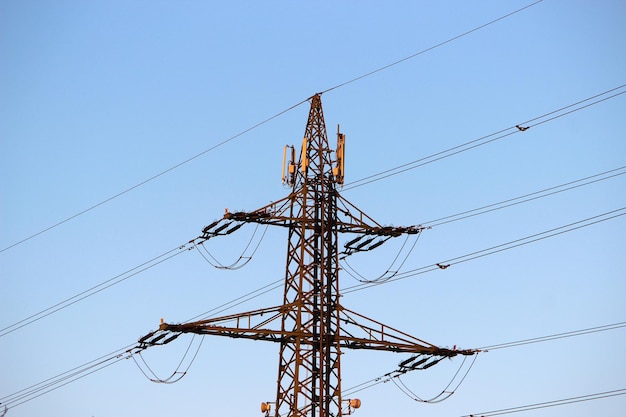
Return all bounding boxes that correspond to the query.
[271,94,339,416]
[139,94,476,417]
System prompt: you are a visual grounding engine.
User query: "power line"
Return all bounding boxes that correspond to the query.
[0,242,191,338]
[0,272,288,407]
[0,275,291,410]
[0,98,309,254]
[462,389,626,416]
[342,322,625,397]
[0,272,289,408]
[0,344,135,409]
[478,321,626,351]
[181,206,626,328]
[3,165,621,338]
[0,1,545,255]
[3,172,620,337]
[342,207,626,294]
[321,0,544,94]
[342,85,626,190]
[422,165,626,227]
[438,207,626,267]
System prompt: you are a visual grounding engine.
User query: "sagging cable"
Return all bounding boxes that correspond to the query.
[391,354,479,404]
[132,334,204,384]
[341,231,422,283]
[193,224,269,270]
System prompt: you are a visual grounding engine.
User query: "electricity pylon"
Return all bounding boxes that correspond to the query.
[139,93,477,417]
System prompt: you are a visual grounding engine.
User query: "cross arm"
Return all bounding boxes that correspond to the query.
[137,304,478,362]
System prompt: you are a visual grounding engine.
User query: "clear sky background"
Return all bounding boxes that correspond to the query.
[1,1,625,416]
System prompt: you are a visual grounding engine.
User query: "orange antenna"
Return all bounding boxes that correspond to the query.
[301,137,309,173]
[334,124,346,185]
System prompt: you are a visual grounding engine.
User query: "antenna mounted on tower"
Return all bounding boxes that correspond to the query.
[334,124,346,185]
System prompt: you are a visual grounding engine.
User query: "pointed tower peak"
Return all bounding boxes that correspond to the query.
[298,93,332,184]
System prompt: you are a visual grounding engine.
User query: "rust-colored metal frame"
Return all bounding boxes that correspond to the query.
[141,94,476,417]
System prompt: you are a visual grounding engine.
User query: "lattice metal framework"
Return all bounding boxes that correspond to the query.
[139,94,476,417]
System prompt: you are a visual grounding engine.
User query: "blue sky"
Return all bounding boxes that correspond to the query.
[1,1,625,416]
